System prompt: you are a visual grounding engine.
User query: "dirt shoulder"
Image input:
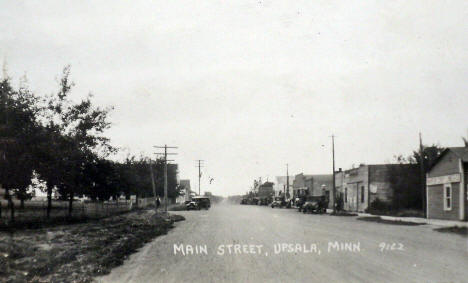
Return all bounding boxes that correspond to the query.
[0,210,184,283]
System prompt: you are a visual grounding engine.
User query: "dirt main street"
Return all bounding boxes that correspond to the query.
[98,203,468,283]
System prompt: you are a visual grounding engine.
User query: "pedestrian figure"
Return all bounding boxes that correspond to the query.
[156,197,161,209]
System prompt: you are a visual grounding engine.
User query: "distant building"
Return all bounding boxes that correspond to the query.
[291,174,333,207]
[426,147,467,221]
[292,173,312,198]
[304,175,333,208]
[304,175,333,197]
[274,176,292,197]
[335,164,419,212]
[258,182,274,198]
[179,179,191,202]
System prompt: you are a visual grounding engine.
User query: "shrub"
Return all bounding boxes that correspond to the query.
[369,198,392,212]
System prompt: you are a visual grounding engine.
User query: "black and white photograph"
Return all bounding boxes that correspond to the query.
[0,1,467,282]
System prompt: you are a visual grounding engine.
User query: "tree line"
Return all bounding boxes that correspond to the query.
[0,66,181,221]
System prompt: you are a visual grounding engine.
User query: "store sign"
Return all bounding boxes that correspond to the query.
[427,173,460,186]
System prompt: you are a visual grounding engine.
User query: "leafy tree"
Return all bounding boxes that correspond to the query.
[36,66,114,217]
[392,144,444,212]
[0,78,40,220]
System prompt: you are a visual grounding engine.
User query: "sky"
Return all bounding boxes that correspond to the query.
[1,0,467,196]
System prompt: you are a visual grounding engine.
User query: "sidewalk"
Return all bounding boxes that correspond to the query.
[356,212,468,228]
[324,209,468,227]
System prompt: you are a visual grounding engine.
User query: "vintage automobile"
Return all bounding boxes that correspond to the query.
[296,196,307,212]
[259,197,272,206]
[271,197,286,208]
[192,196,211,210]
[186,200,199,210]
[302,196,328,214]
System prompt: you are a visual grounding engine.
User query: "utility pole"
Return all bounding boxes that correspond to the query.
[419,133,426,218]
[154,145,178,212]
[331,134,336,214]
[195,160,204,195]
[149,159,157,210]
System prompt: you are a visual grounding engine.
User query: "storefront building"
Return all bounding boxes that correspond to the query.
[426,147,468,221]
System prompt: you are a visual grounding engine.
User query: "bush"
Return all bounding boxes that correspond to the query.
[369,198,392,212]
[368,198,424,218]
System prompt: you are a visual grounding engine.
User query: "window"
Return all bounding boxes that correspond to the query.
[443,183,452,211]
[345,188,348,203]
[361,186,365,203]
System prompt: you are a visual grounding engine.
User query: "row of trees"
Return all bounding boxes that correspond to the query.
[0,66,180,221]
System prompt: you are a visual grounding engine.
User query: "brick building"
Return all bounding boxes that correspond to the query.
[335,164,419,212]
[426,147,467,221]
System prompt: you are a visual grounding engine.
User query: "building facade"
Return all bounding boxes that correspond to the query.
[258,182,275,199]
[335,164,419,212]
[292,173,312,198]
[304,175,333,196]
[426,147,467,221]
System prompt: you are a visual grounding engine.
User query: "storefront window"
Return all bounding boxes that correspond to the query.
[444,183,452,211]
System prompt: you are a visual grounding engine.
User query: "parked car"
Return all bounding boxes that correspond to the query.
[259,197,272,206]
[186,200,199,210]
[302,196,328,214]
[296,196,307,212]
[191,196,211,210]
[271,197,286,208]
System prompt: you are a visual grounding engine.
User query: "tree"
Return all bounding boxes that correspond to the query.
[393,144,444,212]
[0,78,40,221]
[409,145,444,170]
[36,66,114,217]
[83,157,121,202]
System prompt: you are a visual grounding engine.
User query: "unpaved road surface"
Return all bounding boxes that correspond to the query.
[98,204,467,283]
